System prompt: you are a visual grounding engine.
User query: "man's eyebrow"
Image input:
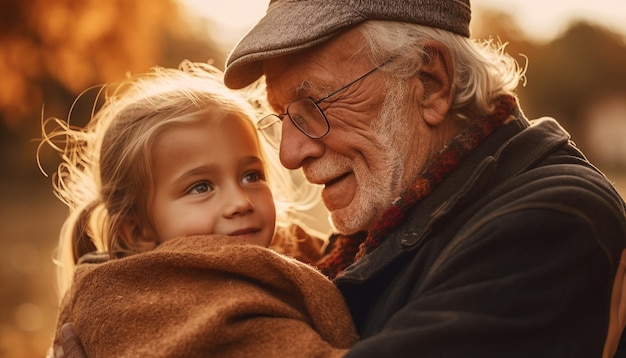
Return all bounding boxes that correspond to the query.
[294,79,314,97]
[295,79,330,99]
[268,79,327,110]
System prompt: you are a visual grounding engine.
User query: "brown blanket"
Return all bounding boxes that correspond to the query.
[53,235,358,357]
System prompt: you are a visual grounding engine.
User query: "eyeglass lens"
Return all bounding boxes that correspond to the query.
[288,98,329,138]
[257,115,283,148]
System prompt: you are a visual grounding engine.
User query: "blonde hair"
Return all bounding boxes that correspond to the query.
[360,21,526,120]
[39,61,322,298]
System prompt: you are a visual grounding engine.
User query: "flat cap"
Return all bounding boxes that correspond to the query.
[224,0,471,89]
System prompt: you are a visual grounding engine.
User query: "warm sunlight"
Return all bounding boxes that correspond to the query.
[178,0,626,44]
[475,0,626,41]
[3,2,625,357]
[177,0,267,46]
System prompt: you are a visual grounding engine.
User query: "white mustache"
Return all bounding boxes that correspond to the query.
[303,152,353,184]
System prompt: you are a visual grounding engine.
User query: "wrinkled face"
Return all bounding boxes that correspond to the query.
[149,113,275,247]
[264,28,427,234]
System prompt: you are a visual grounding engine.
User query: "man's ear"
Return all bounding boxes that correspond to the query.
[416,40,454,126]
[118,217,158,253]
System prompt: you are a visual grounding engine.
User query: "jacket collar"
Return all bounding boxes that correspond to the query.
[338,113,571,282]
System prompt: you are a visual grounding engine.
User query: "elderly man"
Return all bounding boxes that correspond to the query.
[224,0,626,357]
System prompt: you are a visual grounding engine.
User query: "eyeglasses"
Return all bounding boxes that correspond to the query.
[257,59,391,148]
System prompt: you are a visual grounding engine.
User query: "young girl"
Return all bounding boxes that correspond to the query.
[41,61,357,357]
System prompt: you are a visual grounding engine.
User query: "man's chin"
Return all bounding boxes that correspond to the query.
[329,206,374,235]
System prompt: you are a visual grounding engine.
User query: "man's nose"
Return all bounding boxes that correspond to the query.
[279,118,324,169]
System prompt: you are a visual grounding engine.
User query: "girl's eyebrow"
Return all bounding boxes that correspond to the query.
[174,156,264,182]
[246,155,262,161]
[173,164,216,184]
[239,156,265,169]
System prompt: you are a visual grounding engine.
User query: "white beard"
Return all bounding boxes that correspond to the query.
[324,82,422,234]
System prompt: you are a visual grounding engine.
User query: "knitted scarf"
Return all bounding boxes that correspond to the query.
[317,95,517,279]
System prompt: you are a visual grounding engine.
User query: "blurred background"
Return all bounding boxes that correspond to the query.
[1,0,625,357]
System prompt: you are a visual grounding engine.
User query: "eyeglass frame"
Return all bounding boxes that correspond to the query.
[258,58,393,144]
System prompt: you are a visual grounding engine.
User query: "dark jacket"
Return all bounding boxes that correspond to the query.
[338,115,626,357]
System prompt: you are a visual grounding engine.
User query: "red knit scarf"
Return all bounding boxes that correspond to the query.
[317,95,517,279]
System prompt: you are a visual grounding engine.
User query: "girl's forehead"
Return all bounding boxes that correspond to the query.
[152,112,257,148]
[218,112,258,138]
[150,113,263,179]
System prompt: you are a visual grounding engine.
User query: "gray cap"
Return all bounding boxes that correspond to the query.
[224,0,471,89]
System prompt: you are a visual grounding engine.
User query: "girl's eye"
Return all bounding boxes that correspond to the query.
[187,181,213,194]
[242,171,265,184]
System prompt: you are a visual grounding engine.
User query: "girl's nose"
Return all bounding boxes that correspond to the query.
[223,186,254,218]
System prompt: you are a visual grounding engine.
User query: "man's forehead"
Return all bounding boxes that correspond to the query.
[264,59,325,103]
[266,80,317,111]
[263,28,363,87]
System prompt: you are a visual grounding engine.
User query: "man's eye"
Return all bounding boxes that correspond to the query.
[188,182,213,194]
[290,113,309,131]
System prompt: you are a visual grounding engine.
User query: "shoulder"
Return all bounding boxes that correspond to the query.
[462,161,626,265]
[497,161,625,223]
